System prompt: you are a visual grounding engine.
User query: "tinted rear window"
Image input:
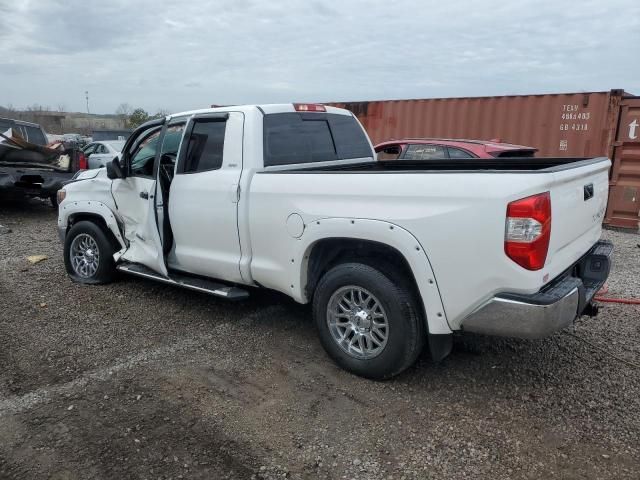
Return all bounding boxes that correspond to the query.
[264,112,371,167]
[182,120,226,173]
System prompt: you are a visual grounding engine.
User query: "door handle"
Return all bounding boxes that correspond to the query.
[139,191,149,199]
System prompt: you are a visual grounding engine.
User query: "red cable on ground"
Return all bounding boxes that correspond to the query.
[594,296,640,305]
[594,283,640,304]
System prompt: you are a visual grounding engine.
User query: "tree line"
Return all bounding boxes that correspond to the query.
[1,103,169,130]
[115,103,169,129]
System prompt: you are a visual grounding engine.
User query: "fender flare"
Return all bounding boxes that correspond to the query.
[58,200,127,258]
[291,217,452,335]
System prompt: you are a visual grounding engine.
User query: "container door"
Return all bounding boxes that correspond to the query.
[604,98,640,229]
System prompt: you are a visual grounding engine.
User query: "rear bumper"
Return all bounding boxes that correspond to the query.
[0,168,73,197]
[461,240,613,339]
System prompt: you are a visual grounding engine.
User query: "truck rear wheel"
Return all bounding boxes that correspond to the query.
[313,262,424,380]
[64,221,116,284]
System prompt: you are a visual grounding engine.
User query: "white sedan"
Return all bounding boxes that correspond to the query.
[82,140,125,169]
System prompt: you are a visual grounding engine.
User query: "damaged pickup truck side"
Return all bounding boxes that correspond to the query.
[0,117,87,205]
[57,104,613,379]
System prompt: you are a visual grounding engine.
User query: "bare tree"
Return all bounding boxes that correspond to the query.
[116,103,133,117]
[115,103,134,128]
[26,104,50,112]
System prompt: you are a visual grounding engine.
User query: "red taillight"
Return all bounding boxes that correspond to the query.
[293,103,326,112]
[504,192,551,270]
[78,152,88,170]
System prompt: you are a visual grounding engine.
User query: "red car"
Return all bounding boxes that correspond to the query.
[375,138,537,160]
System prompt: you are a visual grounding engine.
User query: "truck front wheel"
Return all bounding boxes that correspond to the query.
[64,221,116,284]
[313,262,424,380]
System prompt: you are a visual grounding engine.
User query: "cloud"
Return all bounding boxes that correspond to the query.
[0,0,638,114]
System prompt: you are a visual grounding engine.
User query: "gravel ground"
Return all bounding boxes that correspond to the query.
[1,199,639,480]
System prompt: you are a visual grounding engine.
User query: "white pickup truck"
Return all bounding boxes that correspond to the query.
[57,103,613,379]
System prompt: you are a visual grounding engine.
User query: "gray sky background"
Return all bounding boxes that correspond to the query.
[0,0,638,114]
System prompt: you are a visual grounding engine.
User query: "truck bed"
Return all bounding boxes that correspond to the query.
[250,155,611,328]
[278,157,606,173]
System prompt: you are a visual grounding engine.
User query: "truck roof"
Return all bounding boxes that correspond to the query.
[0,116,42,128]
[167,104,352,121]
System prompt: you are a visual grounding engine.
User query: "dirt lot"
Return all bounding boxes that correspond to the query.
[1,199,639,480]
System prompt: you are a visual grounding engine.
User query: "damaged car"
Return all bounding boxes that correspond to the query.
[0,117,87,206]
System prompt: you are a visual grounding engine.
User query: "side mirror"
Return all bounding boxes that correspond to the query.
[106,156,125,179]
[384,146,401,155]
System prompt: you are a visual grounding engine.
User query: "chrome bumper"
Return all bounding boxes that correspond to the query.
[462,287,580,338]
[461,240,613,339]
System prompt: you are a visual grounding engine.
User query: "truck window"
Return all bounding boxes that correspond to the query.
[24,126,47,146]
[130,128,162,177]
[158,123,186,180]
[403,144,446,160]
[161,124,186,157]
[263,113,372,167]
[327,114,372,160]
[181,120,226,173]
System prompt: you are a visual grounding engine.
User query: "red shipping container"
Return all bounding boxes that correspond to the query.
[328,90,640,229]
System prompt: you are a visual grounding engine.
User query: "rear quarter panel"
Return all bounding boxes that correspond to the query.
[248,167,601,331]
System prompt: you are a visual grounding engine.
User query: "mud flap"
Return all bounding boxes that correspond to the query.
[428,333,453,362]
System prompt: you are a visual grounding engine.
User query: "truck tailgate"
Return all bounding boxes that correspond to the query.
[545,159,611,279]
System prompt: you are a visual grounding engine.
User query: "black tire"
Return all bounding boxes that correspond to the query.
[313,263,424,380]
[64,221,116,284]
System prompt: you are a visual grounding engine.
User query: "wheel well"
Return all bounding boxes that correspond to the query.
[68,213,121,251]
[305,238,421,307]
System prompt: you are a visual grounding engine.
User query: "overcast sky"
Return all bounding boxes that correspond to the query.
[0,0,638,115]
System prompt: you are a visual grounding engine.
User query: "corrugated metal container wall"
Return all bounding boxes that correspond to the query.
[330,90,623,157]
[605,97,640,228]
[329,90,640,229]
